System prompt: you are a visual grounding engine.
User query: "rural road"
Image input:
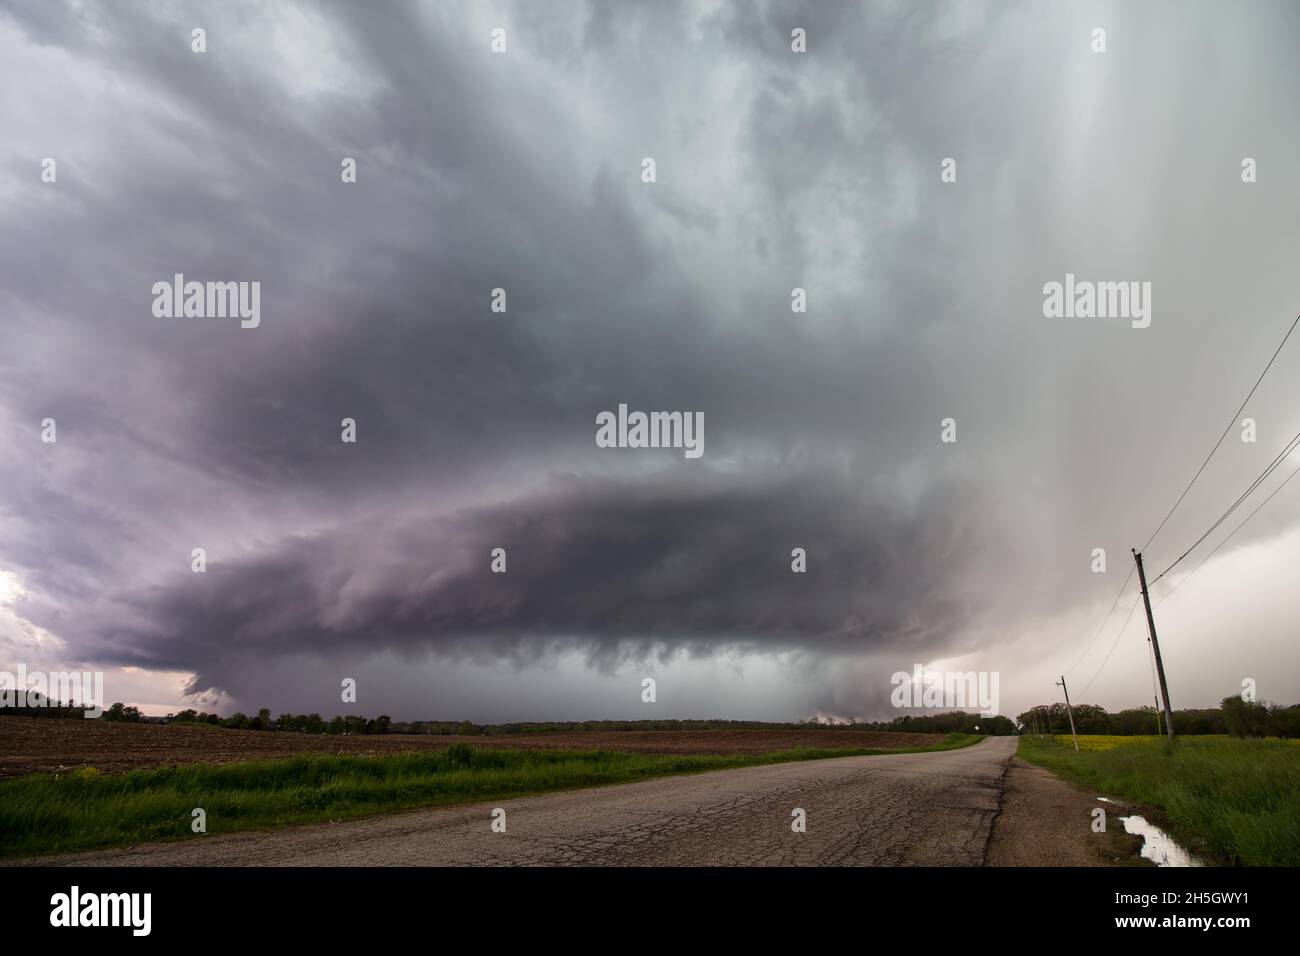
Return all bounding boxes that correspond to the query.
[23,737,1021,866]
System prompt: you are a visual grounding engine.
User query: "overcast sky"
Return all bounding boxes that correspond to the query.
[2,0,1298,722]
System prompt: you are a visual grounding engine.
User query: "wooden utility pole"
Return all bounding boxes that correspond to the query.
[1133,549,1176,742]
[1056,676,1080,751]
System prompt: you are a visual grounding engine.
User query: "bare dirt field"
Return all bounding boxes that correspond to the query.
[0,717,947,778]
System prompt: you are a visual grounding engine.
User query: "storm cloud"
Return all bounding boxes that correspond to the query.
[86,470,995,694]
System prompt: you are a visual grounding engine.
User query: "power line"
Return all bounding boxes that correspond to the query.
[1085,448,1300,715]
[1074,437,1296,691]
[1065,309,1299,700]
[1140,311,1300,553]
[1064,564,1134,676]
[1155,461,1300,607]
[1077,592,1142,698]
[1151,429,1300,584]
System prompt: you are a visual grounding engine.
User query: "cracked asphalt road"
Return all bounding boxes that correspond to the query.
[26,736,1019,866]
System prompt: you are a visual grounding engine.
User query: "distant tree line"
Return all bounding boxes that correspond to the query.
[22,708,1022,736]
[1016,703,1220,736]
[377,714,1018,735]
[157,712,1018,736]
[1219,696,1300,738]
[18,697,1297,739]
[851,712,1018,735]
[0,691,88,719]
[170,708,393,735]
[1016,698,1300,738]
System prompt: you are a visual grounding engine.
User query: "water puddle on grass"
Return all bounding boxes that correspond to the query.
[1119,814,1204,867]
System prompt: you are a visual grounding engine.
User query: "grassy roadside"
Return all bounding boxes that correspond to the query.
[0,733,982,859]
[1017,734,1300,866]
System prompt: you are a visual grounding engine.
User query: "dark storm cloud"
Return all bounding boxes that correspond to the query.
[2,0,946,497]
[87,469,992,695]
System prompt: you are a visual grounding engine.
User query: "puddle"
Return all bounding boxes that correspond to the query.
[1119,814,1204,867]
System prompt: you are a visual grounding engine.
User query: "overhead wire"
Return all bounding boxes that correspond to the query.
[1150,429,1300,585]
[1140,312,1300,553]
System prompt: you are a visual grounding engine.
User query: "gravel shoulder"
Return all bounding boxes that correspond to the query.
[985,756,1147,866]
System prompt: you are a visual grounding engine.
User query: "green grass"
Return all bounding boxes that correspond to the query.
[0,733,982,858]
[1018,734,1300,866]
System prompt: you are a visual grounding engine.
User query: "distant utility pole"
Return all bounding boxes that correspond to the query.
[1056,676,1080,751]
[1133,549,1176,742]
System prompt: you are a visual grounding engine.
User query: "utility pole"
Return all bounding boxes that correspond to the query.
[1056,676,1080,751]
[1133,549,1176,742]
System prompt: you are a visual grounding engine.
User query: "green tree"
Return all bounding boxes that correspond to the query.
[101,702,142,722]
